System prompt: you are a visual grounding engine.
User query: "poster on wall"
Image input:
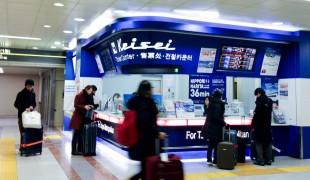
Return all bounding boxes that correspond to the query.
[260,48,282,76]
[196,48,217,73]
[261,77,278,104]
[279,83,288,97]
[189,75,226,104]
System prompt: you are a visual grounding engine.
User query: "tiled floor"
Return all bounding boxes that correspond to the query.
[1,117,310,180]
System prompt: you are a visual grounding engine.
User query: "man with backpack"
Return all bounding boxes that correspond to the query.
[251,88,273,166]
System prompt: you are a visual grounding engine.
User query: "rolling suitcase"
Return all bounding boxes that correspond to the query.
[145,139,184,180]
[81,122,97,156]
[20,127,43,157]
[217,127,236,170]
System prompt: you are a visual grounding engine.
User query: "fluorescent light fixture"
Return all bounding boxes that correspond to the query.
[54,3,64,7]
[54,41,61,45]
[0,68,3,73]
[173,9,198,15]
[43,25,51,28]
[74,18,85,22]
[79,9,114,39]
[113,10,126,14]
[199,10,220,18]
[51,46,56,49]
[272,22,284,25]
[0,35,41,40]
[63,30,73,34]
[33,47,38,49]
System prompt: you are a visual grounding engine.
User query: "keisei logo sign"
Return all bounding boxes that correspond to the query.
[110,38,176,55]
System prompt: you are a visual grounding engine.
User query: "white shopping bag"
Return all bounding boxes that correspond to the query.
[22,111,41,129]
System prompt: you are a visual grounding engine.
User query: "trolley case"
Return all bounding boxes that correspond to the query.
[145,139,184,180]
[145,154,184,180]
[217,127,236,170]
[81,122,97,156]
[20,127,43,157]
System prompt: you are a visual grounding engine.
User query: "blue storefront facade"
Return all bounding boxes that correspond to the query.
[64,16,310,159]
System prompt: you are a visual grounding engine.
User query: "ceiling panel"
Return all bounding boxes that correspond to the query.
[178,1,218,11]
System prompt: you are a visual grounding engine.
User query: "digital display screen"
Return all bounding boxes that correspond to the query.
[99,47,116,71]
[217,45,258,71]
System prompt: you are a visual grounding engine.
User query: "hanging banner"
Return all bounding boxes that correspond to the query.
[189,75,226,104]
[196,48,217,73]
[261,77,278,104]
[260,48,282,76]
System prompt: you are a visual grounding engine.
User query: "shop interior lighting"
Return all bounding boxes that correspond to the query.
[51,46,56,49]
[0,35,41,40]
[113,10,126,14]
[199,10,220,19]
[0,68,3,73]
[33,47,38,49]
[43,25,51,28]
[272,22,284,25]
[54,41,61,45]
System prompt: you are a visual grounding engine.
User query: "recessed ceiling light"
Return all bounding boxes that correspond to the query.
[63,30,73,34]
[51,46,57,49]
[54,41,61,45]
[0,67,3,73]
[272,22,283,25]
[54,3,64,7]
[0,35,41,40]
[43,25,51,28]
[33,47,38,49]
[113,10,126,14]
[74,18,85,22]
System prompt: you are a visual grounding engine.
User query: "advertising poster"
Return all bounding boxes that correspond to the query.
[280,83,288,97]
[197,48,217,73]
[260,48,282,76]
[261,77,278,104]
[189,75,226,104]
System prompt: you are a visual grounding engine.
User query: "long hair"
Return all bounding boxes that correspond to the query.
[137,80,152,97]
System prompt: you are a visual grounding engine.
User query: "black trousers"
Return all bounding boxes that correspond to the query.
[255,141,272,163]
[207,139,219,163]
[72,129,83,152]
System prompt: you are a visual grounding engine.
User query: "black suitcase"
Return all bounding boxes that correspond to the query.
[81,122,97,156]
[217,128,236,170]
[20,127,43,157]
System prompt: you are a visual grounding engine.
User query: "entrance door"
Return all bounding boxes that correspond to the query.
[40,70,56,127]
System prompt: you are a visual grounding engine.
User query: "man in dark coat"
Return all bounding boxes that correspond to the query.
[127,80,167,180]
[251,88,273,166]
[205,90,226,165]
[14,79,36,139]
[69,85,94,155]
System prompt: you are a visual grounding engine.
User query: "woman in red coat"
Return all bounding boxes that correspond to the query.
[69,85,94,155]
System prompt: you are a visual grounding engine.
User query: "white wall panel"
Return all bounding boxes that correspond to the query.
[296,78,310,126]
[278,78,297,126]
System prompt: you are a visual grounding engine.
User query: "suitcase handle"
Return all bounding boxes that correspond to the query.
[223,125,231,142]
[155,138,169,155]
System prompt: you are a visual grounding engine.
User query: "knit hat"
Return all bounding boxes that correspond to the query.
[25,79,34,86]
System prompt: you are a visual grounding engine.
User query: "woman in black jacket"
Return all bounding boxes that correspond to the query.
[251,88,273,166]
[127,80,167,180]
[205,90,226,165]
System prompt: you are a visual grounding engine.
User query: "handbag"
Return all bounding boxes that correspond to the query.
[22,111,41,129]
[84,109,94,120]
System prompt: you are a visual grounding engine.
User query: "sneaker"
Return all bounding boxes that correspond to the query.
[253,160,264,166]
[264,161,272,165]
[212,161,217,166]
[71,151,81,156]
[207,160,213,166]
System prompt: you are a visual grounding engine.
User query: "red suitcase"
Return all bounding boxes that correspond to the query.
[145,154,184,180]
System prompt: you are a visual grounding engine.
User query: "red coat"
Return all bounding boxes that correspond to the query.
[69,91,87,130]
